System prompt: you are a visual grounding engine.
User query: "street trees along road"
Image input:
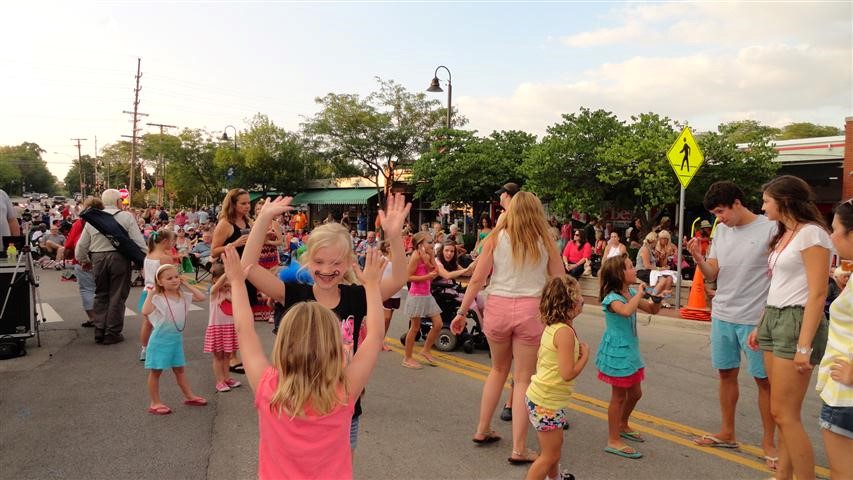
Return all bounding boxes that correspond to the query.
[0,142,57,195]
[412,129,534,209]
[304,77,463,198]
[522,107,628,217]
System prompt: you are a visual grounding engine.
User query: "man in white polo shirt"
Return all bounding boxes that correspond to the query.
[688,181,779,470]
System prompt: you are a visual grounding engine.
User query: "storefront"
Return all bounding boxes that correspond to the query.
[290,188,380,231]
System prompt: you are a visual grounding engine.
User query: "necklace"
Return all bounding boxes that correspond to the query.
[165,293,187,332]
[767,223,800,278]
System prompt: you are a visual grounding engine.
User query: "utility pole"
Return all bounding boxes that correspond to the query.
[122,58,148,206]
[71,138,87,197]
[94,135,101,192]
[146,122,176,205]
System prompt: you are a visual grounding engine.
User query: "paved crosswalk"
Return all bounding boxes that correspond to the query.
[38,302,205,324]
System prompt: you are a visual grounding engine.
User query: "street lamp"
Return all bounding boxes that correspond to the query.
[427,65,452,129]
[221,125,238,150]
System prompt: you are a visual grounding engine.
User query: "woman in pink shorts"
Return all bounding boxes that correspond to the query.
[451,191,564,464]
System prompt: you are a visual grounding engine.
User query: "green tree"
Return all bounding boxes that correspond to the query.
[690,130,779,209]
[523,108,626,216]
[413,129,534,211]
[0,143,56,194]
[63,155,98,196]
[777,122,842,140]
[169,129,223,207]
[237,114,313,193]
[717,120,781,144]
[98,141,133,192]
[304,77,457,198]
[597,113,680,213]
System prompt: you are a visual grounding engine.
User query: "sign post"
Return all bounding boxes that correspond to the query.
[666,127,704,308]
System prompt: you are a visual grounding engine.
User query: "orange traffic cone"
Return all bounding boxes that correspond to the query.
[680,267,711,321]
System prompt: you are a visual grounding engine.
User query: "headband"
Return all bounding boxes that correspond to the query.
[156,264,177,278]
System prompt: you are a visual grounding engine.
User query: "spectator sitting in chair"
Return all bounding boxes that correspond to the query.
[40,223,67,269]
[562,229,592,279]
[191,231,213,268]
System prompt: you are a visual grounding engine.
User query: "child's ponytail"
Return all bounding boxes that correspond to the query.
[147,228,176,253]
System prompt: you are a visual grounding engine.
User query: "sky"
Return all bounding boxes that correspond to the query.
[2,1,851,182]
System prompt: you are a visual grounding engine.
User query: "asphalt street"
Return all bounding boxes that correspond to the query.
[0,267,831,480]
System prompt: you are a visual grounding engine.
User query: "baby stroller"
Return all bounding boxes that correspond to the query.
[400,280,488,354]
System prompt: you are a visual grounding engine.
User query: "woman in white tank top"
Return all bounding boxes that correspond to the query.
[605,231,628,259]
[450,191,564,464]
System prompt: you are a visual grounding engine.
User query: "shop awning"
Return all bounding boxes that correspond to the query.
[249,191,286,202]
[291,188,379,206]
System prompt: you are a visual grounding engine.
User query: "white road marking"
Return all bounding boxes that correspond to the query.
[38,303,63,323]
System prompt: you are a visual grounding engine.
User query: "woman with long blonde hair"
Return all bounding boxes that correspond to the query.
[451,190,564,464]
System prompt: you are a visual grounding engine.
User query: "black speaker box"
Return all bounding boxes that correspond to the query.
[0,269,33,336]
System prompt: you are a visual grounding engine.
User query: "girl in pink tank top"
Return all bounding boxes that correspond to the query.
[402,232,445,369]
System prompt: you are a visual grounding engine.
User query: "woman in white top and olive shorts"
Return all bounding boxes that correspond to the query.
[751,176,831,480]
[451,191,564,464]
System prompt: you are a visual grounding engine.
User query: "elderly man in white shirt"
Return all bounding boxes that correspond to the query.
[75,189,147,345]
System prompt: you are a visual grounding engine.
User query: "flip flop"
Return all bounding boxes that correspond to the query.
[401,360,423,370]
[764,456,779,472]
[228,363,245,374]
[693,435,739,449]
[147,405,172,415]
[472,430,501,444]
[507,449,538,465]
[418,353,438,367]
[604,445,642,459]
[620,431,645,443]
[183,397,208,407]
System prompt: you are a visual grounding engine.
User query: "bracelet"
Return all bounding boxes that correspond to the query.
[795,345,813,355]
[456,308,468,317]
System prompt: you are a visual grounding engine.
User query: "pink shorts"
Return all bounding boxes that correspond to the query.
[483,295,543,346]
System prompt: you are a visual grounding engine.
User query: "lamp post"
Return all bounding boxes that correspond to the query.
[426,65,452,129]
[221,125,238,150]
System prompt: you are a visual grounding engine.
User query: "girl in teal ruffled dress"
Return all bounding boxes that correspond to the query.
[596,255,662,460]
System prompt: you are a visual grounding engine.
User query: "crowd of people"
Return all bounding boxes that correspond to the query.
[2,176,851,480]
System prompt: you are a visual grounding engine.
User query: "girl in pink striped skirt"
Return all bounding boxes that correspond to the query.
[205,264,242,393]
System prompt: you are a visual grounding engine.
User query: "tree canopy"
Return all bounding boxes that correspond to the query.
[0,143,57,195]
[304,77,463,197]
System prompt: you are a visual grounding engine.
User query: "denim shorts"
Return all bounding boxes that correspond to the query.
[819,402,853,439]
[711,317,767,378]
[526,396,570,432]
[350,415,360,450]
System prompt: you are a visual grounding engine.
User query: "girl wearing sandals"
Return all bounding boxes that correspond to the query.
[139,229,177,362]
[597,255,662,459]
[141,264,207,414]
[450,191,565,465]
[239,194,411,451]
[525,275,589,480]
[747,176,831,480]
[205,263,242,393]
[402,234,470,369]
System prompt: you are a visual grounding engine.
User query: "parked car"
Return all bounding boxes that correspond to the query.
[52,196,66,206]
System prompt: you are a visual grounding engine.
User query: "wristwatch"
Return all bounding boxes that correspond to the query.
[796,345,813,355]
[456,308,468,317]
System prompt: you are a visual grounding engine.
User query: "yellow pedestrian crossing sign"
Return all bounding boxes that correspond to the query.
[667,127,704,189]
